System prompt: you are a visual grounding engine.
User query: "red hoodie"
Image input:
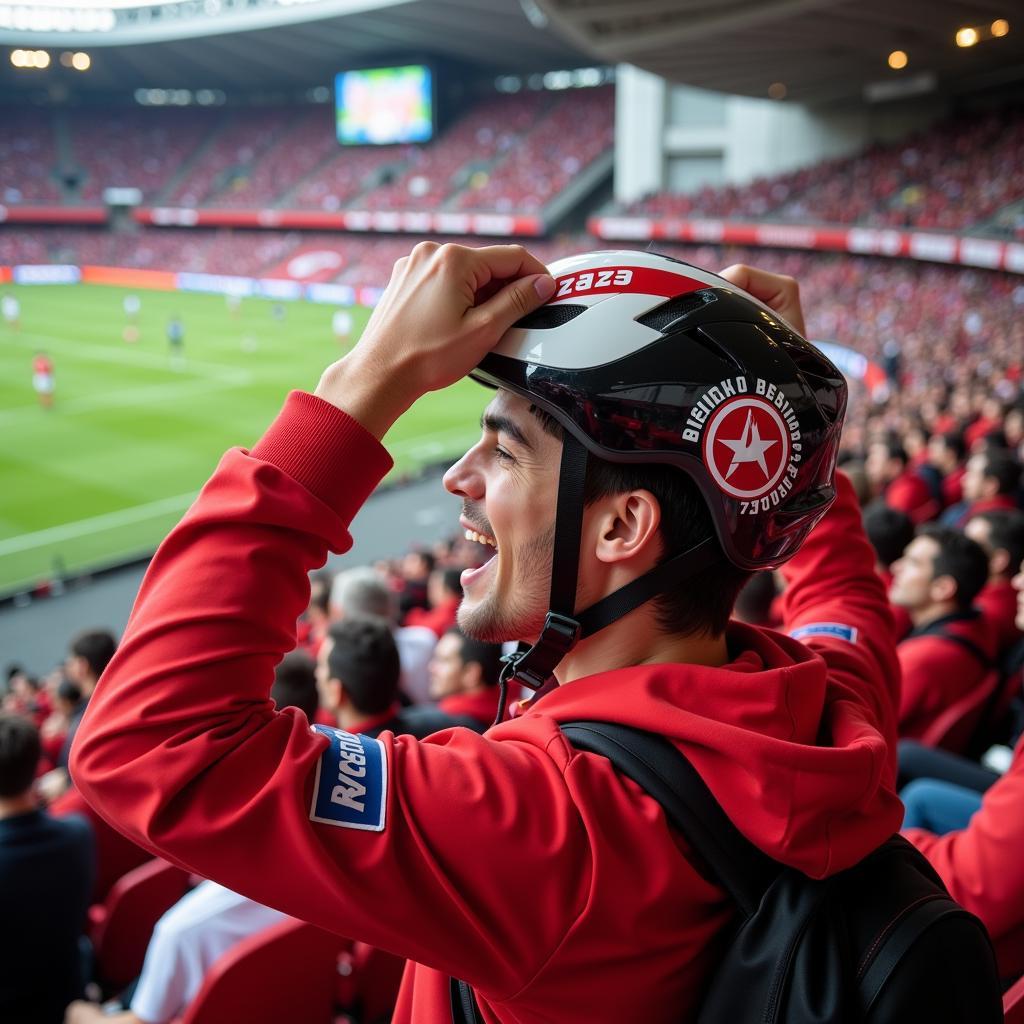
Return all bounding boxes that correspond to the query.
[71,392,901,1024]
[904,734,1024,978]
[976,580,1023,658]
[896,610,998,745]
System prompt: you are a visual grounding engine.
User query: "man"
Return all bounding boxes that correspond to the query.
[947,448,1021,528]
[329,565,436,704]
[33,350,55,409]
[319,616,480,738]
[72,247,901,1022]
[964,509,1024,657]
[405,566,463,637]
[428,626,503,729]
[59,629,117,772]
[1,713,94,1024]
[166,314,185,369]
[865,436,940,524]
[902,553,1024,979]
[862,501,914,639]
[889,526,996,743]
[928,430,966,508]
[3,290,20,330]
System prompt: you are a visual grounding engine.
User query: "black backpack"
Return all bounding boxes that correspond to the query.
[451,720,1002,1023]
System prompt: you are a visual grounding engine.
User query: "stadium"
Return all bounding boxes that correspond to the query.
[1,0,1023,1021]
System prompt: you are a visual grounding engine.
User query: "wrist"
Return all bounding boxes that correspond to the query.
[314,351,416,440]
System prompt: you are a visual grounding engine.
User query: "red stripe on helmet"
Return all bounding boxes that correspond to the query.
[551,266,708,303]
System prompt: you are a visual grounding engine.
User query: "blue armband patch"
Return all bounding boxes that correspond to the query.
[309,725,387,832]
[790,622,858,643]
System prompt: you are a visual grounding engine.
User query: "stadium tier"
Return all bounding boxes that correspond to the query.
[617,106,1024,236]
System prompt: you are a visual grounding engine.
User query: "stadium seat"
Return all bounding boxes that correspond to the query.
[920,669,1003,755]
[174,917,344,1024]
[335,941,405,1023]
[88,857,192,992]
[1004,972,1024,1024]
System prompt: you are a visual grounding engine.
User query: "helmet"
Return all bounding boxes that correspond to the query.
[473,250,846,571]
[470,250,847,694]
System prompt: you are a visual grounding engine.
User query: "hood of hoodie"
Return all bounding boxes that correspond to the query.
[519,620,902,880]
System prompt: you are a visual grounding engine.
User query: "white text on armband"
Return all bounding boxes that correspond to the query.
[790,622,858,644]
[309,725,387,831]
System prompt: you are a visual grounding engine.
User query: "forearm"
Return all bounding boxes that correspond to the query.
[70,391,392,849]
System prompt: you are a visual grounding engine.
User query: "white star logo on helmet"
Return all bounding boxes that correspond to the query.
[703,396,791,501]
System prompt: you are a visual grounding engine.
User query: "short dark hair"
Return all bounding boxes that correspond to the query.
[69,629,117,680]
[863,501,915,570]
[979,450,1022,496]
[917,524,989,609]
[0,713,41,798]
[56,679,82,705]
[326,617,400,716]
[873,436,907,465]
[440,567,463,598]
[970,509,1024,573]
[530,407,750,636]
[733,572,778,626]
[934,431,966,462]
[445,627,503,687]
[271,650,319,721]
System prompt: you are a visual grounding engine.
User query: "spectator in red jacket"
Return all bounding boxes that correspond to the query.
[902,553,1024,979]
[405,566,463,638]
[965,509,1024,658]
[953,448,1022,527]
[866,437,940,524]
[927,430,967,508]
[889,525,995,742]
[427,627,504,729]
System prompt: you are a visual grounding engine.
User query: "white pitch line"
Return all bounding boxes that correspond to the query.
[0,492,197,556]
[0,427,476,556]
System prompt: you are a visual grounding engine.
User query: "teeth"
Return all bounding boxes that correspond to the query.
[464,528,497,549]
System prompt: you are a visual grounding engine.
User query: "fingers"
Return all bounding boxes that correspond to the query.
[719,263,806,337]
[470,273,557,335]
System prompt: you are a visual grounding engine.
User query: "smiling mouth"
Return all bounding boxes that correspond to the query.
[464,528,498,550]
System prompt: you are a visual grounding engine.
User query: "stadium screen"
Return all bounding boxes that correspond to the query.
[335,64,434,145]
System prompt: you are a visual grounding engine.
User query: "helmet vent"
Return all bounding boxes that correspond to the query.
[636,289,717,333]
[512,304,587,329]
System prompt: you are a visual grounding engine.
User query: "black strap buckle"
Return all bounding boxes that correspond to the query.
[502,612,581,691]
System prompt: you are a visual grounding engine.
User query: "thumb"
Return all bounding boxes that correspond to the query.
[471,273,557,335]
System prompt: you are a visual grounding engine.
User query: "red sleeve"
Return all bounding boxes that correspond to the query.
[69,391,594,997]
[779,472,900,775]
[904,738,1024,946]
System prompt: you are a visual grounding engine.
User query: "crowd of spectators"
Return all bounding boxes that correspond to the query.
[0,106,62,205]
[620,105,1024,233]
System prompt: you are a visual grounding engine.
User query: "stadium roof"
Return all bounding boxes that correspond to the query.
[533,0,1024,105]
[0,0,590,95]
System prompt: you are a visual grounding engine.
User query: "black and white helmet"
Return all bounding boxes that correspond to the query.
[471,250,847,691]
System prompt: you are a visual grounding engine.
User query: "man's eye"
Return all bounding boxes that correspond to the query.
[494,446,515,463]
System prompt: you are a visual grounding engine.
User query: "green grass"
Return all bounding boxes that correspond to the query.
[0,283,488,596]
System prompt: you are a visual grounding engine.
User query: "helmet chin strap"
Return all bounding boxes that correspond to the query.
[495,434,722,721]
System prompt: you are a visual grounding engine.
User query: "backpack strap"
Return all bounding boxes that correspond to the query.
[909,613,993,668]
[449,718,780,1023]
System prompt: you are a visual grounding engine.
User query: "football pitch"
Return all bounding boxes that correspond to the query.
[0,283,488,597]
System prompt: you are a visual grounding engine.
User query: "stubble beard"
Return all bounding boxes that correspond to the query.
[457,525,555,645]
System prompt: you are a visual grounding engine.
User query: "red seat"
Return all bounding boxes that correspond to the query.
[176,917,344,1024]
[88,857,191,992]
[920,669,1002,754]
[1004,971,1024,1024]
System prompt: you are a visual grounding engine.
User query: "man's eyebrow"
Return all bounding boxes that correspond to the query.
[480,411,533,450]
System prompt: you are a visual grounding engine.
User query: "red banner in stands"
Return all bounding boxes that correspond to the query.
[134,207,546,237]
[0,205,107,224]
[587,216,1024,276]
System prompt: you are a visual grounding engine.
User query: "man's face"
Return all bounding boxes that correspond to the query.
[865,443,895,488]
[962,454,988,503]
[443,390,561,645]
[428,632,466,700]
[889,536,940,611]
[963,517,993,558]
[927,435,953,473]
[315,637,338,711]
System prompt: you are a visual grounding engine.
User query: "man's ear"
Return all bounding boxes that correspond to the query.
[592,489,662,565]
[327,677,346,711]
[992,548,1010,577]
[930,573,958,605]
